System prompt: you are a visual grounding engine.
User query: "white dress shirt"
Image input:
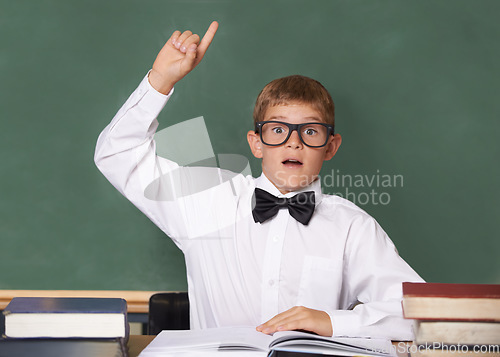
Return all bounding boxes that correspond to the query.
[94,73,424,339]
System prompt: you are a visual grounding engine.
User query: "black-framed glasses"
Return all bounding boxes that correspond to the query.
[255,121,334,148]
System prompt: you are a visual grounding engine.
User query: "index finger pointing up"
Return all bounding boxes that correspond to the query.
[197,21,219,60]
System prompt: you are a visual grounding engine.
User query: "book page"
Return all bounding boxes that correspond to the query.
[270,331,396,357]
[142,327,271,352]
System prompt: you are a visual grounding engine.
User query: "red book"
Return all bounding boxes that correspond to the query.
[402,282,500,321]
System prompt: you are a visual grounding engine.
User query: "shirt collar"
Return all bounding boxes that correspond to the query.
[255,173,323,206]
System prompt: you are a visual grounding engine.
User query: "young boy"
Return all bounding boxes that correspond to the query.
[95,21,423,339]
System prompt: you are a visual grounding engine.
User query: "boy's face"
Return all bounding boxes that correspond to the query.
[247,102,342,194]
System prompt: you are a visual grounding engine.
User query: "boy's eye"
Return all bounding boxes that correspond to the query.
[303,127,318,136]
[272,127,286,134]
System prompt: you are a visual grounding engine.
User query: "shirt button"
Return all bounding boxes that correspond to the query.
[268,279,275,286]
[272,236,279,242]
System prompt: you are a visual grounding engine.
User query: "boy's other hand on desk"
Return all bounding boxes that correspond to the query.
[148,21,219,94]
[256,306,333,337]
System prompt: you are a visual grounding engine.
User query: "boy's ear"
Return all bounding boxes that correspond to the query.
[324,133,342,161]
[247,130,263,159]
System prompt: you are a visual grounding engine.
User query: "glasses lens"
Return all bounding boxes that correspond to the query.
[300,123,329,147]
[261,122,290,145]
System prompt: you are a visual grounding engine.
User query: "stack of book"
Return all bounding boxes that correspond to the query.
[0,297,129,357]
[402,282,500,357]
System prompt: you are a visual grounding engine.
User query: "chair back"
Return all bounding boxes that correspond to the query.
[148,292,190,334]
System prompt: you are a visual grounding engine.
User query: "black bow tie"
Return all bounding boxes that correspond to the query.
[252,188,316,225]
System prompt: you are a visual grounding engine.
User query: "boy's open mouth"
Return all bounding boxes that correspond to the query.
[282,159,303,166]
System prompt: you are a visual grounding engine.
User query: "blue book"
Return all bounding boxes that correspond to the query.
[2,297,128,339]
[0,338,127,357]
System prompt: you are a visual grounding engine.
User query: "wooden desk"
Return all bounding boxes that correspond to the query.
[128,335,155,357]
[2,292,412,357]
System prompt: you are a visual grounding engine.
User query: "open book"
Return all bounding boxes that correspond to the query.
[139,326,397,357]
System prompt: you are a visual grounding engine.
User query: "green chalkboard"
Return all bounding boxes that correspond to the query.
[1,0,499,291]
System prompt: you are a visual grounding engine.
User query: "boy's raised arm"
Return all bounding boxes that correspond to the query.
[94,21,219,245]
[148,21,219,94]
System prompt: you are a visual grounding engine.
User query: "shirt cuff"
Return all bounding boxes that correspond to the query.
[324,310,335,337]
[133,70,174,117]
[328,309,358,337]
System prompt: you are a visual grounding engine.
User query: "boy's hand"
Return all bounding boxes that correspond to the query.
[148,21,219,94]
[256,306,333,337]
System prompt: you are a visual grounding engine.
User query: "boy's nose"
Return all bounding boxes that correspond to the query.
[286,130,302,148]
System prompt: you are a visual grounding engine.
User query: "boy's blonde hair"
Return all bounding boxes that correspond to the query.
[253,75,335,127]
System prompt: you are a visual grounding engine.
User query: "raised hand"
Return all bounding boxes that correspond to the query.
[148,21,219,94]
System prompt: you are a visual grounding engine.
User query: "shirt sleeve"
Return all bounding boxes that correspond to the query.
[327,214,424,340]
[94,72,238,248]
